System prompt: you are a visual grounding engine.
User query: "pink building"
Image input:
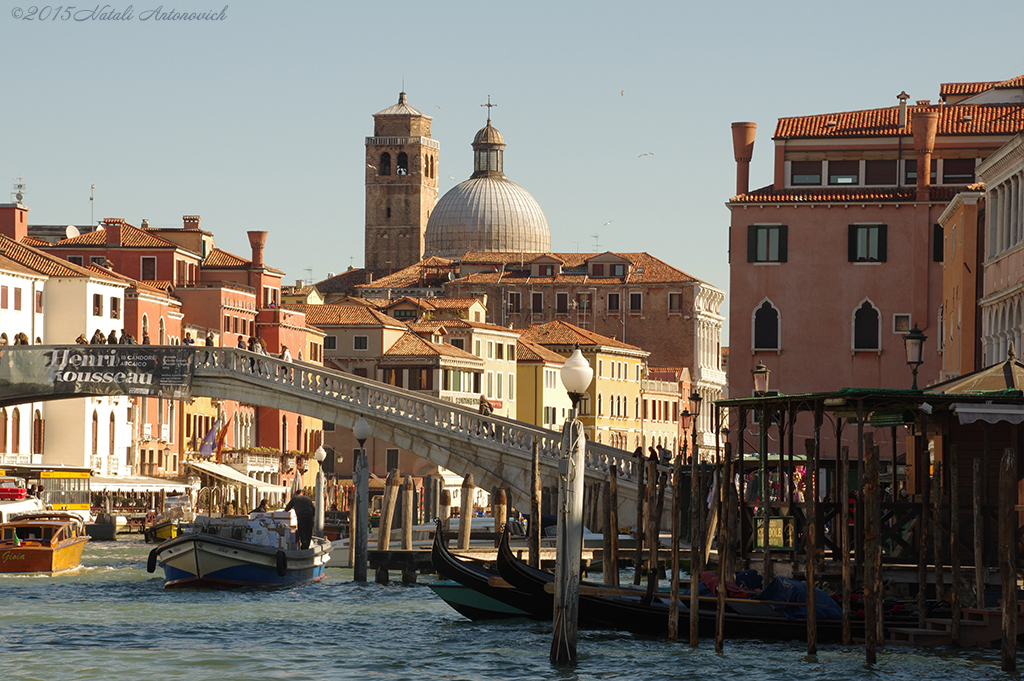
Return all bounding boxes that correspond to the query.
[728,77,1024,403]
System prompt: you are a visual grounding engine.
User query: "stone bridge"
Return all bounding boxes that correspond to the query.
[0,347,668,526]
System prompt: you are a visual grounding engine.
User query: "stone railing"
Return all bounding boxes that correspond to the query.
[194,348,646,485]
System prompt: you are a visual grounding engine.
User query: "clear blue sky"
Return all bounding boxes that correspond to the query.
[5,0,1024,320]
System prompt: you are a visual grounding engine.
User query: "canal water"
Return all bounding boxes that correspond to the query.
[0,537,1016,680]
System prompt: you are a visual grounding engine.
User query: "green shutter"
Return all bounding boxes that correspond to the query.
[778,225,788,262]
[878,225,888,262]
[848,225,858,262]
[747,226,758,262]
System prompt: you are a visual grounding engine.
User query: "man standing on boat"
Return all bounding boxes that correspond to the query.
[285,491,315,550]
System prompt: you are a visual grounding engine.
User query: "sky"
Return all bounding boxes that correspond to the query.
[4,0,1024,315]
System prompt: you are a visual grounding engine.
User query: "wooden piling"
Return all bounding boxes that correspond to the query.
[689,452,700,646]
[458,474,474,550]
[493,488,508,548]
[603,480,614,585]
[669,454,682,641]
[999,447,1017,672]
[973,458,985,607]
[805,435,819,656]
[529,440,541,568]
[401,476,415,551]
[716,441,731,652]
[439,489,451,532]
[608,466,619,586]
[375,470,400,584]
[840,444,851,645]
[645,456,660,601]
[932,461,944,603]
[917,422,930,630]
[950,444,961,646]
[863,432,878,664]
[633,454,646,586]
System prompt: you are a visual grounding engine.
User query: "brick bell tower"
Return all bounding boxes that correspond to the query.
[365,92,439,274]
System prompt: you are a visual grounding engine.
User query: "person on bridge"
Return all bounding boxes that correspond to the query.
[285,491,316,550]
[108,330,119,344]
[205,333,215,347]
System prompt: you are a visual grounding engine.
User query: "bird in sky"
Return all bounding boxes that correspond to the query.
[603,220,613,226]
[620,90,624,97]
[448,175,455,180]
[638,152,654,157]
[435,105,441,109]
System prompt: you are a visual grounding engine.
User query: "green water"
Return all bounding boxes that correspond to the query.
[0,537,1016,680]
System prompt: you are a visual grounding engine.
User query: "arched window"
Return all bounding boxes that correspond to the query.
[296,417,304,454]
[597,393,603,416]
[397,152,408,175]
[32,410,43,455]
[91,410,98,460]
[854,300,880,351]
[109,413,116,459]
[753,300,780,350]
[11,408,20,454]
[159,318,166,345]
[281,416,289,452]
[379,153,391,176]
[0,408,6,453]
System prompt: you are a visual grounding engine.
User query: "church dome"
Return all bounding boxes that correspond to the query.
[424,118,551,258]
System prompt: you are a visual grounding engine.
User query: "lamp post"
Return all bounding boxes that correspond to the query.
[551,345,593,665]
[352,417,372,583]
[688,389,703,645]
[314,445,326,538]
[752,361,771,579]
[904,324,927,390]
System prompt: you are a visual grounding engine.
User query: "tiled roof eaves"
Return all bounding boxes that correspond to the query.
[729,185,963,204]
[774,103,1024,140]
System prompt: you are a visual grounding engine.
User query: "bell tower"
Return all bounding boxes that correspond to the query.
[365,92,439,274]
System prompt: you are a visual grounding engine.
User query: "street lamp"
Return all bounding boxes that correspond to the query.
[903,324,927,390]
[314,445,326,538]
[751,361,772,577]
[352,417,371,583]
[551,345,593,665]
[752,361,771,396]
[687,389,704,645]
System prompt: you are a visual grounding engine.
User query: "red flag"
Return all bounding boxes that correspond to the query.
[214,417,232,464]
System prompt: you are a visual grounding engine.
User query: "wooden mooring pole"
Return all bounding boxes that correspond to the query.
[458,474,474,550]
[840,444,851,645]
[530,441,541,568]
[805,434,819,656]
[604,467,619,586]
[633,454,646,586]
[375,470,399,584]
[863,432,879,664]
[689,449,700,646]
[999,447,1017,673]
[715,441,731,652]
[669,453,682,640]
[492,488,507,548]
[439,489,451,532]
[973,458,985,608]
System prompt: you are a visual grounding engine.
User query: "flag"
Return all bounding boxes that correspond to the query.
[12,529,20,547]
[214,417,232,464]
[198,422,219,458]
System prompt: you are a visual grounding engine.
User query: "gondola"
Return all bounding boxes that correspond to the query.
[429,518,544,621]
[494,527,873,642]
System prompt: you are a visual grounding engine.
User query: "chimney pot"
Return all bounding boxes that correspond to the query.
[247,231,267,267]
[730,122,757,196]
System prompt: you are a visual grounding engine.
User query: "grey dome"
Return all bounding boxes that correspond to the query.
[424,177,551,258]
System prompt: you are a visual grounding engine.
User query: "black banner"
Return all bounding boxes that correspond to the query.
[0,346,194,401]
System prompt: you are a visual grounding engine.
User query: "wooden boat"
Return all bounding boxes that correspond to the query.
[0,512,90,573]
[144,495,192,544]
[494,528,877,642]
[428,518,540,621]
[146,513,332,588]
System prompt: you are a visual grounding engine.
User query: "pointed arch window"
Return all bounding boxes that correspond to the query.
[854,300,881,351]
[109,413,116,460]
[753,300,780,351]
[0,408,6,453]
[397,152,408,175]
[379,153,391,176]
[32,410,43,455]
[282,415,289,452]
[91,410,99,460]
[11,408,20,454]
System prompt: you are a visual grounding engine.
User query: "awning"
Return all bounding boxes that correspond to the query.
[185,460,288,493]
[91,475,188,493]
[952,403,1024,425]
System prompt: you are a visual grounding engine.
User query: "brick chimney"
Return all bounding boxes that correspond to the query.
[183,215,201,230]
[0,202,29,242]
[247,231,267,267]
[897,91,910,128]
[102,218,125,245]
[912,111,939,201]
[731,122,757,196]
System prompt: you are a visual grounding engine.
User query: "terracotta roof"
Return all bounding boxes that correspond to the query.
[517,319,643,352]
[356,256,456,289]
[0,235,122,280]
[940,75,1024,98]
[409,318,517,334]
[20,236,51,247]
[774,103,1024,140]
[382,331,479,360]
[0,252,43,277]
[455,252,698,285]
[203,248,250,268]
[291,303,402,328]
[315,268,374,295]
[516,338,566,365]
[730,184,961,204]
[383,296,482,312]
[54,221,178,249]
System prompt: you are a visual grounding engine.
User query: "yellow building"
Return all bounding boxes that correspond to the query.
[515,338,571,431]
[518,320,649,450]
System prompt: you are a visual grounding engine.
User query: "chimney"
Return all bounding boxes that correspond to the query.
[731,122,757,196]
[102,218,124,246]
[141,218,150,229]
[247,230,267,267]
[183,215,201,230]
[0,202,29,242]
[295,279,305,288]
[897,91,910,128]
[912,111,939,201]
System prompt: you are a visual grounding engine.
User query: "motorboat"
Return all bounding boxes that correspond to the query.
[0,511,90,573]
[143,495,194,544]
[146,511,332,588]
